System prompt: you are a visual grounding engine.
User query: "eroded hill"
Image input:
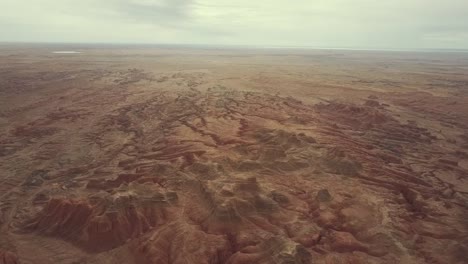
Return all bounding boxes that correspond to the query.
[0,46,467,264]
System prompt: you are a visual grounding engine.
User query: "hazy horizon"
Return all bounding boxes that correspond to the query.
[1,0,468,50]
[2,42,468,53]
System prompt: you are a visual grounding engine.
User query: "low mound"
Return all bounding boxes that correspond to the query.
[253,129,317,150]
[133,221,231,264]
[322,148,363,176]
[226,237,311,264]
[86,173,146,190]
[315,102,394,129]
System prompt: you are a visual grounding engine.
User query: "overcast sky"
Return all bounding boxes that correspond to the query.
[1,0,467,49]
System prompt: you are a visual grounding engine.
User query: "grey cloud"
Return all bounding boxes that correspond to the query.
[72,0,228,35]
[0,0,467,49]
[111,0,194,26]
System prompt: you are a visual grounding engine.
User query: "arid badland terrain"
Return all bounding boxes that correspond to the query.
[0,45,468,264]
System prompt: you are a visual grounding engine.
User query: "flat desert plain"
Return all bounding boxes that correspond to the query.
[0,45,468,264]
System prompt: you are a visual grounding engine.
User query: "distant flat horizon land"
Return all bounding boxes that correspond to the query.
[1,41,467,53]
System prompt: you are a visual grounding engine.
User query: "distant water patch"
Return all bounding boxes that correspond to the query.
[52,51,81,54]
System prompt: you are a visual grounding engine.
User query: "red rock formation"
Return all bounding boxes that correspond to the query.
[25,189,173,252]
[133,222,231,264]
[0,250,18,264]
[2,57,468,264]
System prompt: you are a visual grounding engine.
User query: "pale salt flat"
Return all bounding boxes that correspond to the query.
[52,51,81,54]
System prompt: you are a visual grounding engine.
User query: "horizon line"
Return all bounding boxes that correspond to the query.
[1,41,467,53]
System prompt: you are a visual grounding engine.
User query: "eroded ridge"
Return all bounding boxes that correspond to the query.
[1,51,468,264]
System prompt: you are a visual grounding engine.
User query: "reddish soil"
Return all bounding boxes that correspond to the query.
[0,45,467,263]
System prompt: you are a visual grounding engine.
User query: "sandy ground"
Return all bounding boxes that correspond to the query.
[0,44,468,264]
